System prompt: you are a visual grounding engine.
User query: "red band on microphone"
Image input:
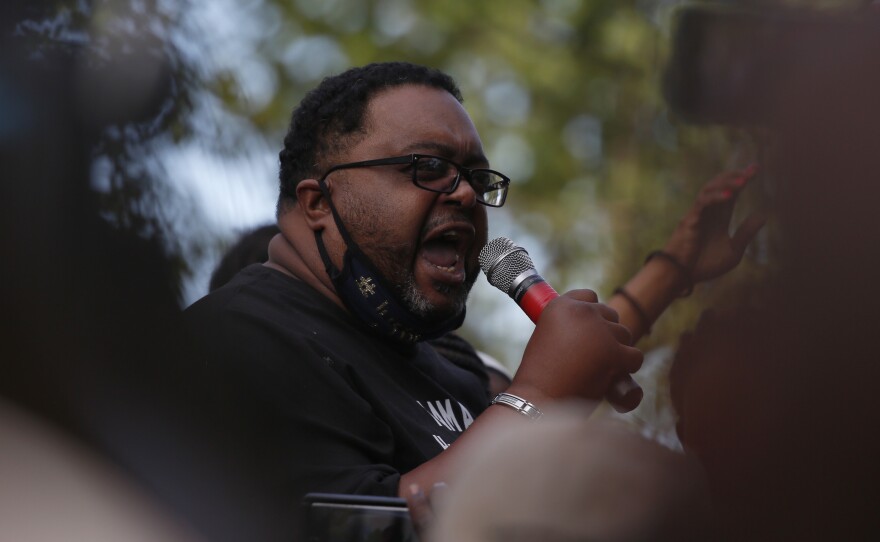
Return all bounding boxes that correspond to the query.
[518,280,559,324]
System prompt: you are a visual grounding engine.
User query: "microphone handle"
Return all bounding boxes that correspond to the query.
[513,276,643,413]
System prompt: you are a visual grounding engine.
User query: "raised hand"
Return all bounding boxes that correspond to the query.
[663,164,765,284]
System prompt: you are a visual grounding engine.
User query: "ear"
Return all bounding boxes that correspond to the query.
[296,179,333,232]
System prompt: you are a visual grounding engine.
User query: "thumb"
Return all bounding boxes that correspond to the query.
[406,483,436,538]
[731,212,768,255]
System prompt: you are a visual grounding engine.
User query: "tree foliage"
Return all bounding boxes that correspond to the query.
[7,0,861,358]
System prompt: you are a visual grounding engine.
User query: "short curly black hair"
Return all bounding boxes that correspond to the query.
[276,61,463,216]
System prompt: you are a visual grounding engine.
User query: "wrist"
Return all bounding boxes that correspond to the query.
[613,286,652,335]
[502,382,553,412]
[491,392,543,421]
[644,250,694,297]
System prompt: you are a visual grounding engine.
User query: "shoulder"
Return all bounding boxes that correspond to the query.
[187,264,335,327]
[184,264,352,369]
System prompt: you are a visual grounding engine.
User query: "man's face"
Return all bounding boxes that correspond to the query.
[328,84,490,322]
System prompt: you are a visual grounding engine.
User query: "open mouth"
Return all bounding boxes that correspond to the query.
[419,226,472,285]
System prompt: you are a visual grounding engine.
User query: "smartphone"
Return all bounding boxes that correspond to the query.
[301,492,418,542]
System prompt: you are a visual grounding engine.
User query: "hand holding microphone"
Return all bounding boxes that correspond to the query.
[479,237,644,413]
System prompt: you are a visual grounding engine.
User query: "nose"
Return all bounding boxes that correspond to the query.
[442,172,479,208]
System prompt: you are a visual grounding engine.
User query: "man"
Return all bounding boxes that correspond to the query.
[185,62,641,499]
[185,61,758,502]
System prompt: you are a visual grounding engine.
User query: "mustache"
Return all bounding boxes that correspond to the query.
[419,211,475,238]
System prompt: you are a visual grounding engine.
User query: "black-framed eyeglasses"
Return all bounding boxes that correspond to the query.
[319,153,510,207]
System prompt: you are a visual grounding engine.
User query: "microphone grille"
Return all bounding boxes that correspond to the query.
[479,237,536,293]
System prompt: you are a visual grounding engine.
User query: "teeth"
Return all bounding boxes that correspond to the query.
[431,253,459,273]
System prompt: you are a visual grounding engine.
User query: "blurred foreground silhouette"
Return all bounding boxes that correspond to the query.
[0,4,293,540]
[665,5,880,540]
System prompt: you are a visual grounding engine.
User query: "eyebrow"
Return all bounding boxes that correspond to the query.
[400,141,489,167]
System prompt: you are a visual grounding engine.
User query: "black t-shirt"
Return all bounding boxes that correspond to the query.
[184,264,489,498]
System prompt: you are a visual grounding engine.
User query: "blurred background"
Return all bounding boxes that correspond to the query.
[7,0,875,439]
[5,0,775,352]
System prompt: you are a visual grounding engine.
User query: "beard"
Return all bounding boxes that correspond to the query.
[398,266,476,320]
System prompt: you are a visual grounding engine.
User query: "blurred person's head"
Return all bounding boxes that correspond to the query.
[209,224,280,291]
[430,402,714,542]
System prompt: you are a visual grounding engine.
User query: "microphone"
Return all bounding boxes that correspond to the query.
[479,237,643,413]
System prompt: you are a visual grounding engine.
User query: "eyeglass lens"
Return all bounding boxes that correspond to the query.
[412,156,507,206]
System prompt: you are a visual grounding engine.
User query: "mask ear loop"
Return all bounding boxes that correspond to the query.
[318,178,358,249]
[314,229,339,280]
[313,180,343,280]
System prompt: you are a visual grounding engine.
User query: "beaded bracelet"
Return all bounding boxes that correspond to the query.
[613,287,651,335]
[644,250,694,297]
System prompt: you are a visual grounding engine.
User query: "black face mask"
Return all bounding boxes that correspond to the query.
[314,183,465,345]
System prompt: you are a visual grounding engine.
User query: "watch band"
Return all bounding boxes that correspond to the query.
[491,392,543,421]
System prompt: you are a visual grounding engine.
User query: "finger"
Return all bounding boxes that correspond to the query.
[701,169,746,193]
[406,483,434,536]
[607,374,643,413]
[727,164,759,194]
[430,482,449,507]
[701,164,760,201]
[719,163,759,186]
[740,162,760,178]
[731,212,768,254]
[595,302,620,324]
[697,187,740,208]
[562,288,599,303]
[695,180,744,210]
[618,343,644,374]
[607,320,633,346]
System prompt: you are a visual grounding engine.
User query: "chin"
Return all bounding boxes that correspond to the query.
[401,260,478,313]
[429,283,471,319]
[400,279,470,322]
